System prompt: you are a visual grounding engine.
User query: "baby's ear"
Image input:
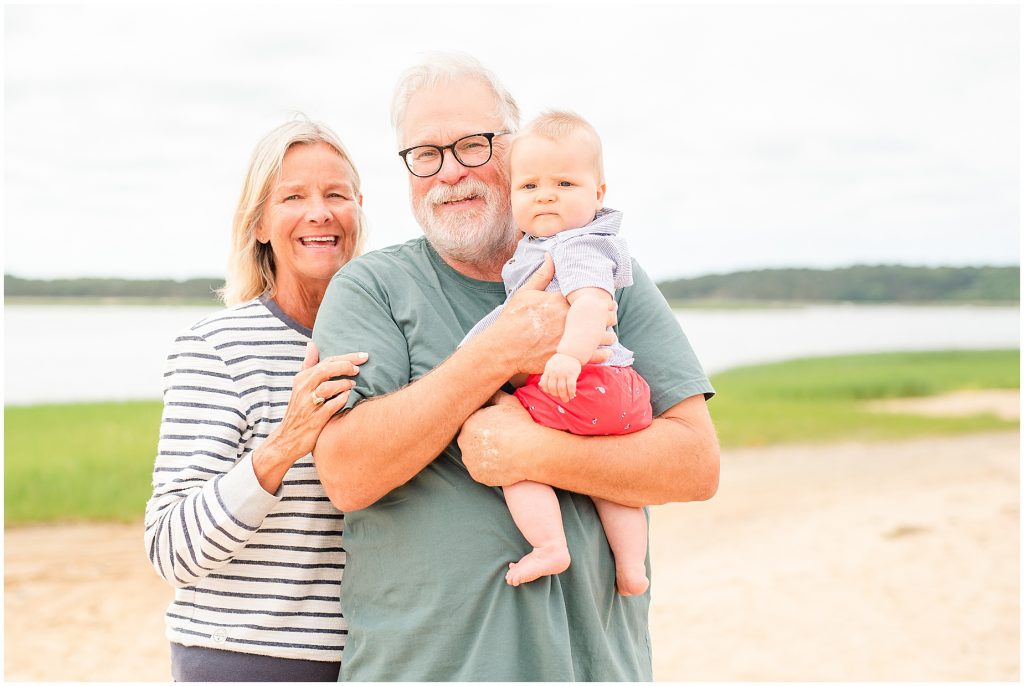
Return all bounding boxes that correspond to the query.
[596,182,606,206]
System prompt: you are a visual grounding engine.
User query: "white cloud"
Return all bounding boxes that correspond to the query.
[4,2,1018,280]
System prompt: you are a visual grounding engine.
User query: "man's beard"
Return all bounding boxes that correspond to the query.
[414,175,518,267]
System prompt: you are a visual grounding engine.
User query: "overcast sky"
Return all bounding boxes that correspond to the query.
[4,2,1019,282]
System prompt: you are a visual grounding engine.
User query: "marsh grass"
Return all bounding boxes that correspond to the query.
[3,350,1018,524]
[4,401,163,524]
[709,350,1019,447]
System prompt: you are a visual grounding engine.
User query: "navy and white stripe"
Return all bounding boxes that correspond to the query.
[144,297,346,663]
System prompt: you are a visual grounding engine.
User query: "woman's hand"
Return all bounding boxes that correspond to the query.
[252,343,368,493]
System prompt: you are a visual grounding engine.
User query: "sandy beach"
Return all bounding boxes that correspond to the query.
[4,428,1019,681]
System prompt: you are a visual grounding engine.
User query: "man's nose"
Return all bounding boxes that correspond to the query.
[435,149,470,184]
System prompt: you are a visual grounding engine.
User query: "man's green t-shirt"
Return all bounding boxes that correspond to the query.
[313,237,714,681]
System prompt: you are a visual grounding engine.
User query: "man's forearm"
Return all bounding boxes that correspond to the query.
[462,394,719,507]
[530,412,718,507]
[313,335,513,511]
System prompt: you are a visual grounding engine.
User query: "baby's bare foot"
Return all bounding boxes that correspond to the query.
[505,545,571,586]
[615,565,650,596]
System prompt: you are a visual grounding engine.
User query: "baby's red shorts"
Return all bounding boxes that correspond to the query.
[513,364,653,436]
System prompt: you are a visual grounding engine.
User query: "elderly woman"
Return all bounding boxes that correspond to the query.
[144,119,366,681]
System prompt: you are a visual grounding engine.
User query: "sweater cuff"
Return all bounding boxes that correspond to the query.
[217,453,283,527]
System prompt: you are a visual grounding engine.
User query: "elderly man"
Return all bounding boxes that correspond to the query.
[312,54,718,681]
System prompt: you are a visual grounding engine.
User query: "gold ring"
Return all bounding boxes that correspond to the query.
[310,391,326,407]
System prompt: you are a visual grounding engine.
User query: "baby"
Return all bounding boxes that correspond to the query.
[463,111,652,595]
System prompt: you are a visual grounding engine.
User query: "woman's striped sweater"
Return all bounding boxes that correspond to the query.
[143,297,346,662]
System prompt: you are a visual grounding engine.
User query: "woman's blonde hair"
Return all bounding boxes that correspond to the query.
[220,117,367,305]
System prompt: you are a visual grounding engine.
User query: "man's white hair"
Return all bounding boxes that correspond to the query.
[390,51,521,145]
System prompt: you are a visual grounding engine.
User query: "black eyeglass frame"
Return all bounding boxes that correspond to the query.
[398,131,511,178]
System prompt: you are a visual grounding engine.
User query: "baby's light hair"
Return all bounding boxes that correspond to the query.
[517,110,605,183]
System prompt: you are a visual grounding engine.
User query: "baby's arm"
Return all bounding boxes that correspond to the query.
[540,286,614,402]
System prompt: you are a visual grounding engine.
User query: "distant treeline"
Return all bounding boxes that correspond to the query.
[5,265,1020,304]
[4,275,224,302]
[658,265,1019,304]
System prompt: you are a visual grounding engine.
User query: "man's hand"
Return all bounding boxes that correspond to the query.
[461,393,719,506]
[484,254,568,376]
[483,254,618,377]
[458,392,538,487]
[539,353,582,403]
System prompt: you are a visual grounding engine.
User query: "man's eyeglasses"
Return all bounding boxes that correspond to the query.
[398,131,511,178]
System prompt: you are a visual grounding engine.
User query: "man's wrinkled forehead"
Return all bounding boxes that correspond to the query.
[400,77,506,148]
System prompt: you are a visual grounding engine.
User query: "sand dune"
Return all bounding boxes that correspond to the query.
[4,430,1019,681]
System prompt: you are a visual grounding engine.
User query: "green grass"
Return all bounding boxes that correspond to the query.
[709,349,1019,447]
[3,350,1019,525]
[4,400,163,524]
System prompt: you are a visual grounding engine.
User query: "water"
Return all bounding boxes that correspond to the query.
[3,304,1019,405]
[676,304,1021,374]
[5,305,220,406]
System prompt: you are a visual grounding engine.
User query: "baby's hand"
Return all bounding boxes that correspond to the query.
[539,353,583,403]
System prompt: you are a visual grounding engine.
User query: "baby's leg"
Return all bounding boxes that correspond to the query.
[592,497,650,595]
[503,481,571,586]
